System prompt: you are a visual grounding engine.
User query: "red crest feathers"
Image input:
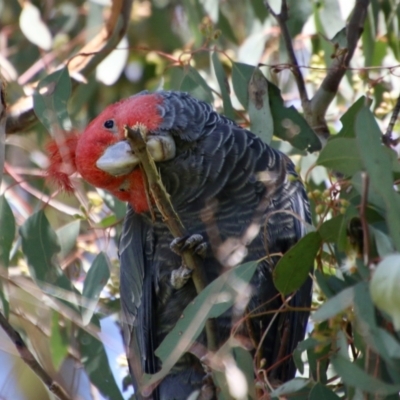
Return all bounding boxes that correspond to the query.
[46,132,79,192]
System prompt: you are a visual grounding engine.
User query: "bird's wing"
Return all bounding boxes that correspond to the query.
[269,164,312,381]
[119,207,157,398]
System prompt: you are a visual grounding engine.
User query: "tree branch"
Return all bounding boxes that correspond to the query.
[310,0,370,137]
[124,124,217,351]
[264,0,309,107]
[0,311,72,400]
[265,0,370,141]
[383,92,400,146]
[5,0,133,135]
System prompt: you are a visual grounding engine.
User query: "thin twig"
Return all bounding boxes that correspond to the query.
[264,0,309,107]
[383,93,400,146]
[124,124,217,351]
[0,311,72,400]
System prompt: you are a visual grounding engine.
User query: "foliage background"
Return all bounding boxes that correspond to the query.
[2,0,400,399]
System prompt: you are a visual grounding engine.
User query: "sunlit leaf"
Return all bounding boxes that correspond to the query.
[317,0,345,39]
[56,220,80,261]
[79,326,123,400]
[96,36,129,86]
[270,378,311,397]
[33,67,72,133]
[82,252,111,325]
[50,312,68,371]
[313,284,357,323]
[248,67,273,144]
[332,354,400,395]
[19,3,52,50]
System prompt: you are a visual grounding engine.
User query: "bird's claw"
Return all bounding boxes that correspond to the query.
[170,234,207,257]
[170,266,192,289]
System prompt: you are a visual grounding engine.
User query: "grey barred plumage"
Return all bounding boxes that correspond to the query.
[117,91,312,399]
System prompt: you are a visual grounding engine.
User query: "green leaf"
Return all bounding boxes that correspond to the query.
[98,189,127,220]
[33,67,71,133]
[317,138,363,176]
[199,0,218,22]
[82,252,110,325]
[50,312,68,370]
[232,62,255,109]
[56,220,80,260]
[355,106,400,251]
[318,215,344,242]
[0,195,15,268]
[286,0,313,38]
[248,67,273,144]
[270,378,310,397]
[335,96,369,139]
[144,261,259,387]
[370,226,395,257]
[309,382,340,400]
[317,0,345,39]
[268,81,321,152]
[211,52,235,119]
[181,0,204,45]
[19,210,78,309]
[273,232,320,295]
[331,354,400,395]
[79,326,123,400]
[20,210,61,283]
[293,337,319,375]
[169,66,213,103]
[19,3,52,50]
[313,284,356,323]
[232,346,256,399]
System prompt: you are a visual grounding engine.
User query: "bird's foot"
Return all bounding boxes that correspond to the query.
[170,234,207,257]
[170,266,192,289]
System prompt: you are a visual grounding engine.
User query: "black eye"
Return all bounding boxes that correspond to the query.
[104,119,114,129]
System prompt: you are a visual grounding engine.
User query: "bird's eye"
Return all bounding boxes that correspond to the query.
[104,119,114,129]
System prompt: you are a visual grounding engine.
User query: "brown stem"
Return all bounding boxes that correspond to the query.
[310,0,370,138]
[124,124,217,351]
[0,311,72,400]
[264,0,309,108]
[383,92,400,146]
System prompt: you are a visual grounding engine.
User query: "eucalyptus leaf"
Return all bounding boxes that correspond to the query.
[313,284,356,323]
[0,195,15,269]
[211,52,235,119]
[248,67,273,144]
[273,232,320,295]
[82,252,111,325]
[33,67,72,133]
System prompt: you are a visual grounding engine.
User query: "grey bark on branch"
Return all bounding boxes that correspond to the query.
[265,0,371,141]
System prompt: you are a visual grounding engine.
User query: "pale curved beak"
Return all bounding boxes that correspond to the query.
[96,134,176,176]
[96,141,139,176]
